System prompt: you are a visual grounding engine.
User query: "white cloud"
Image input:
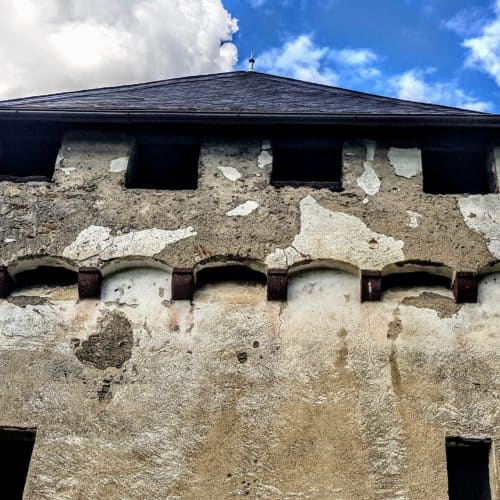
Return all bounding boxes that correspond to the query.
[329,48,378,66]
[462,1,500,86]
[256,35,379,86]
[257,35,339,85]
[0,0,238,99]
[389,69,492,112]
[444,7,487,37]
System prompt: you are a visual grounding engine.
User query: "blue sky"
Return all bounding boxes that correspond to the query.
[224,0,500,111]
[1,0,499,112]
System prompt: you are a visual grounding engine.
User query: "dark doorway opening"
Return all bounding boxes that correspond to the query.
[446,436,492,500]
[0,427,36,499]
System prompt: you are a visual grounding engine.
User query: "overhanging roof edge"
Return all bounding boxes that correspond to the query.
[0,110,499,127]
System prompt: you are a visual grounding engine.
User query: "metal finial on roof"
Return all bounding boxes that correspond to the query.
[248,51,256,72]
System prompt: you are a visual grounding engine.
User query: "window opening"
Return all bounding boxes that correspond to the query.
[422,147,492,195]
[0,128,61,182]
[446,437,492,500]
[271,138,342,190]
[126,134,200,189]
[0,427,36,499]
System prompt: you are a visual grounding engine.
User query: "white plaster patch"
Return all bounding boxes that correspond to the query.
[388,148,422,178]
[60,167,76,176]
[406,210,423,229]
[109,156,129,173]
[262,139,271,150]
[63,225,196,262]
[4,238,16,243]
[258,150,272,169]
[217,166,242,181]
[459,194,500,258]
[357,162,381,196]
[266,195,404,268]
[226,201,259,217]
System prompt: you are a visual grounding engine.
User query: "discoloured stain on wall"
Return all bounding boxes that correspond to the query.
[75,310,133,370]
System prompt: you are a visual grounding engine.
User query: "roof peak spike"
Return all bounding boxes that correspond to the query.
[248,51,256,72]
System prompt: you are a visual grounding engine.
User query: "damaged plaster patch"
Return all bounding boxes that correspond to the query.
[226,201,259,217]
[406,210,423,229]
[109,156,129,173]
[357,141,380,196]
[357,163,381,196]
[63,225,197,262]
[257,148,273,168]
[402,292,461,319]
[266,195,404,267]
[459,194,500,258]
[75,310,133,369]
[388,148,422,178]
[218,166,242,181]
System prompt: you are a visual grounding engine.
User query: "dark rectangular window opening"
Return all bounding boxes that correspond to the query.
[446,436,492,500]
[126,134,200,190]
[422,148,492,194]
[271,138,343,190]
[0,427,36,499]
[0,126,61,182]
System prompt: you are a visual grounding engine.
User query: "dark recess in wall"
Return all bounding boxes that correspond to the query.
[446,436,492,500]
[126,133,200,189]
[0,427,36,500]
[0,123,61,181]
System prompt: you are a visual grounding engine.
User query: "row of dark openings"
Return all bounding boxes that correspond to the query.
[0,129,496,194]
[0,429,493,499]
[2,266,454,294]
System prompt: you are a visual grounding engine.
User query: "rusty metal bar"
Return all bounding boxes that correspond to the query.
[453,272,478,303]
[267,268,288,301]
[0,266,14,298]
[78,267,103,299]
[360,270,382,302]
[171,268,195,300]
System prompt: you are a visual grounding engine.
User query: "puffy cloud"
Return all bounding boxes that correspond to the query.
[462,1,500,86]
[390,69,492,112]
[257,35,339,85]
[0,0,238,99]
[256,35,379,86]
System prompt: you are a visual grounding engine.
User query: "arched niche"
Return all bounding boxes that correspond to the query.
[8,256,78,294]
[194,261,267,289]
[100,261,172,305]
[288,259,360,278]
[287,261,360,303]
[381,261,453,293]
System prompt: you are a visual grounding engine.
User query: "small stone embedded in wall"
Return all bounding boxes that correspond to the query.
[74,310,133,370]
[109,156,129,173]
[226,201,259,217]
[218,166,242,181]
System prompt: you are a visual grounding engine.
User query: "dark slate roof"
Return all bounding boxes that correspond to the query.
[0,71,487,116]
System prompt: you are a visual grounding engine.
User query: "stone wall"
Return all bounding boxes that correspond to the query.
[0,132,498,499]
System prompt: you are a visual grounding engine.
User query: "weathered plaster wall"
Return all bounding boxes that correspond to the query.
[0,133,499,499]
[0,270,498,499]
[0,132,495,272]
